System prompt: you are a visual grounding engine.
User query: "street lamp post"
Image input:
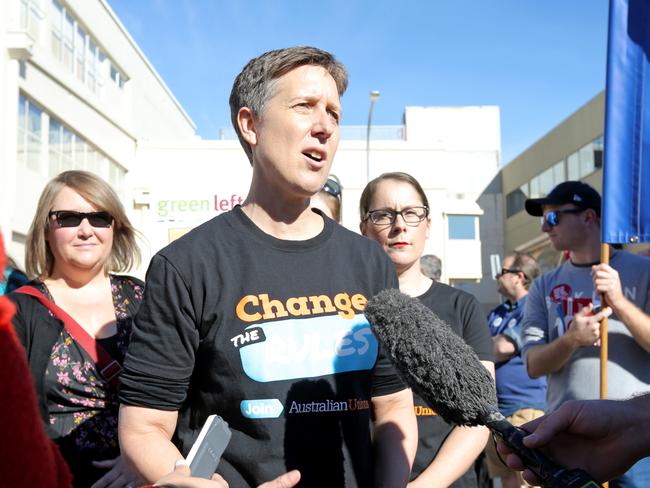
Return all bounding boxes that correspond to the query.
[366,90,380,182]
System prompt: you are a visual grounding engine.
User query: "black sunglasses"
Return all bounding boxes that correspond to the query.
[322,178,342,200]
[49,210,114,228]
[495,268,523,279]
[541,208,584,227]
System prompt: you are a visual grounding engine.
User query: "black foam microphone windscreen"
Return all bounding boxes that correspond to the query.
[365,289,603,488]
[365,287,496,426]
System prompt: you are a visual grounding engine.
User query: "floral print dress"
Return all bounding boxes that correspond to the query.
[35,275,143,486]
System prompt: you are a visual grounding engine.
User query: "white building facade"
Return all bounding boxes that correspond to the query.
[125,105,501,284]
[1,0,196,264]
[2,0,501,289]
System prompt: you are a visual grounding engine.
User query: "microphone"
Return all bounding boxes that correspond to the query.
[365,289,603,488]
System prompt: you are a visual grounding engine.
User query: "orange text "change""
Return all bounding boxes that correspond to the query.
[236,292,367,322]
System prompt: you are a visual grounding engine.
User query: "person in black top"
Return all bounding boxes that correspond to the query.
[119,47,417,488]
[360,171,494,487]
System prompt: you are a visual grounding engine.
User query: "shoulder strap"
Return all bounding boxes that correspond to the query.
[13,286,121,388]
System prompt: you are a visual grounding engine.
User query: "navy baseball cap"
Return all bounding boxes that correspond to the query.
[525,181,601,217]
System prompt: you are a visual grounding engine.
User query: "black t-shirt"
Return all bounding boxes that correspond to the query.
[119,207,405,488]
[410,282,493,487]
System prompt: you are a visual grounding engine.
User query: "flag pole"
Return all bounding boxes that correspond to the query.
[599,243,610,400]
[600,242,610,488]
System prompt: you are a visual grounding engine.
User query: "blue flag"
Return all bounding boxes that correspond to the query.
[602,0,650,244]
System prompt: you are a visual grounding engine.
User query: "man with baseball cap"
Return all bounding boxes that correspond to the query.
[520,180,650,486]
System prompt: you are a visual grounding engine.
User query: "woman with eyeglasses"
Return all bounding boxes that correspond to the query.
[8,170,143,488]
[360,172,494,488]
[311,175,343,222]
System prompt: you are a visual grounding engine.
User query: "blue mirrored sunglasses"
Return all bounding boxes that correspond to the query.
[541,208,584,227]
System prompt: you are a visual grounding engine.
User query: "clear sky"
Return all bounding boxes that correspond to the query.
[107,0,609,165]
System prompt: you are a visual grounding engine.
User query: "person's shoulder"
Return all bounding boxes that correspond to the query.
[489,302,509,316]
[534,261,572,286]
[157,213,231,260]
[111,274,145,290]
[6,281,48,314]
[430,281,477,304]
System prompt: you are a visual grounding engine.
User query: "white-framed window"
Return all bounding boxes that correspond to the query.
[48,0,125,95]
[75,24,86,83]
[18,93,123,189]
[110,63,127,88]
[17,95,44,172]
[567,152,580,180]
[21,0,46,41]
[50,0,63,60]
[109,160,126,193]
[567,135,603,181]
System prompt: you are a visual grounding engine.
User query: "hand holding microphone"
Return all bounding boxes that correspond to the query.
[497,396,650,486]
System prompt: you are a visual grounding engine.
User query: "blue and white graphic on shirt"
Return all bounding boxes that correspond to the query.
[240,399,284,419]
[238,313,378,382]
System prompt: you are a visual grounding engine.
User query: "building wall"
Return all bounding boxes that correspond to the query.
[1,0,196,267]
[472,92,607,312]
[130,106,501,281]
[502,92,605,263]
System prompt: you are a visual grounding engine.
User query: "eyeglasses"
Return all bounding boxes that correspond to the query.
[364,206,429,226]
[541,208,584,227]
[49,210,114,228]
[322,178,341,200]
[495,268,523,280]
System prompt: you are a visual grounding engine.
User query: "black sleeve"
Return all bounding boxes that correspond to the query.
[6,293,33,358]
[371,347,408,397]
[119,254,200,410]
[371,254,408,397]
[7,295,28,350]
[461,294,494,362]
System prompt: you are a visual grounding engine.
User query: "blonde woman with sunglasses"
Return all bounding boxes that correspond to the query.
[8,170,143,488]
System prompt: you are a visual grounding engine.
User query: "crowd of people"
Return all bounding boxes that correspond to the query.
[3,44,650,488]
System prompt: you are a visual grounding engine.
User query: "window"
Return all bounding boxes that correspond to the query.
[50,0,62,60]
[448,215,477,240]
[17,95,43,171]
[21,0,45,41]
[594,136,603,169]
[529,175,541,198]
[579,142,595,177]
[75,25,86,82]
[109,160,126,193]
[62,12,74,71]
[553,160,565,184]
[110,63,127,88]
[61,126,74,172]
[20,93,123,188]
[538,166,555,196]
[566,136,603,181]
[48,118,62,176]
[567,152,580,180]
[48,0,124,94]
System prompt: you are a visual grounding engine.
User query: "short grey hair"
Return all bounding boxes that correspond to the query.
[229,46,348,164]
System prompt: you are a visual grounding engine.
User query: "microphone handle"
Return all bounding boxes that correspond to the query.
[484,415,603,488]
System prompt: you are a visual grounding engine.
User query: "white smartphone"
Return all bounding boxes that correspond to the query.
[185,414,232,479]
